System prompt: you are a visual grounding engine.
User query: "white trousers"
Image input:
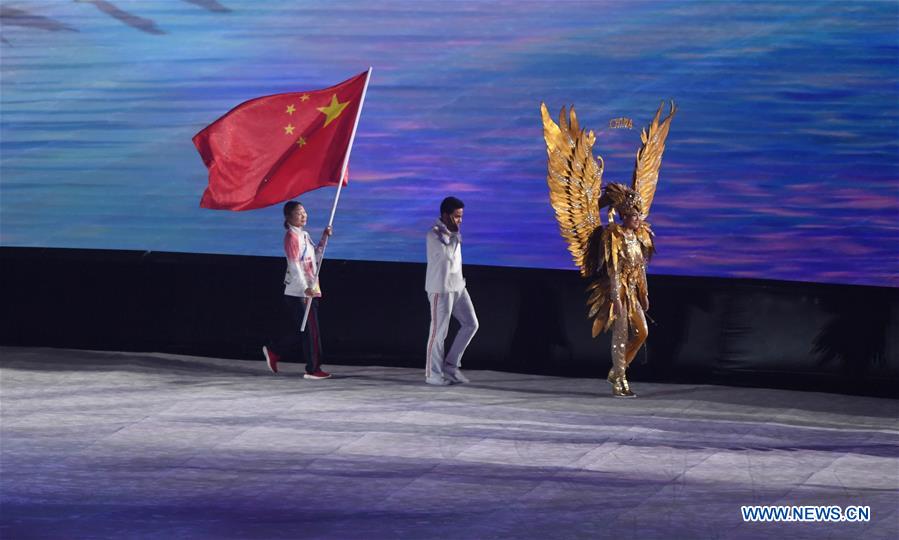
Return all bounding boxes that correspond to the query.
[425,288,479,380]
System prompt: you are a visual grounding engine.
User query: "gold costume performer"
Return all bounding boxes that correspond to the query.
[540,101,676,398]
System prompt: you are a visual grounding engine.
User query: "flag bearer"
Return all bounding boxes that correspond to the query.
[263,201,333,379]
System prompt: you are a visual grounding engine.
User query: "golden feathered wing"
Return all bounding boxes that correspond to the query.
[540,102,604,278]
[631,101,677,218]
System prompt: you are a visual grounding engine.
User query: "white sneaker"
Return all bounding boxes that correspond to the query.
[445,370,469,384]
[425,376,451,386]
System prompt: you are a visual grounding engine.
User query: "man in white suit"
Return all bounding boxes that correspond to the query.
[424,196,479,385]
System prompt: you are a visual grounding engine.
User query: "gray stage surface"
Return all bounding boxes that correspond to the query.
[1,347,897,539]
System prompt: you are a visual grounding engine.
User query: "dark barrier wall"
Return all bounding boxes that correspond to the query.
[2,247,897,397]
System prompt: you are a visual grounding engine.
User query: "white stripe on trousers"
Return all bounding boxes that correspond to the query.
[425,288,478,379]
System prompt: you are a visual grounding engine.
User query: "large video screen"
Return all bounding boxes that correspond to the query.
[1,1,896,286]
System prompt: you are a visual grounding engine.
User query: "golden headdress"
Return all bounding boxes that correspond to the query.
[599,182,643,219]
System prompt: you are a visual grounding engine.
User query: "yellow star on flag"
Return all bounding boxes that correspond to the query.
[300,94,310,102]
[317,94,349,127]
[284,124,295,135]
[285,104,296,115]
[296,136,307,147]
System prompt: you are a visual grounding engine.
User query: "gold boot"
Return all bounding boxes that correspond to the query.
[608,370,636,398]
[617,376,636,398]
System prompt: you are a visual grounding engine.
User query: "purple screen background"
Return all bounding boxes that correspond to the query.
[1,0,897,286]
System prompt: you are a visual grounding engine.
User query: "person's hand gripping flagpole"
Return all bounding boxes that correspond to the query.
[300,67,372,332]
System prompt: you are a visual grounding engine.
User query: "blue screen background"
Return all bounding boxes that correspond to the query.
[1,0,897,286]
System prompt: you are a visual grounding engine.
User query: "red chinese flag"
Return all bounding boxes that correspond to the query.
[193,70,368,211]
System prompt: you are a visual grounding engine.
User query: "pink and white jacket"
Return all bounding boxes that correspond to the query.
[283,225,323,298]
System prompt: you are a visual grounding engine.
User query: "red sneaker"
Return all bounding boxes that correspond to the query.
[304,370,331,380]
[262,346,279,374]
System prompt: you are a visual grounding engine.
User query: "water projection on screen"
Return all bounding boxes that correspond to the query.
[1,0,896,286]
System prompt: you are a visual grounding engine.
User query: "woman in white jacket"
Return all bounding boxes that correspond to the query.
[263,201,332,379]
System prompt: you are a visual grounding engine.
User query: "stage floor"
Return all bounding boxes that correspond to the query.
[1,347,896,539]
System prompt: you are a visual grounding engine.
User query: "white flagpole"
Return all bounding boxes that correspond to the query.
[300,67,372,332]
